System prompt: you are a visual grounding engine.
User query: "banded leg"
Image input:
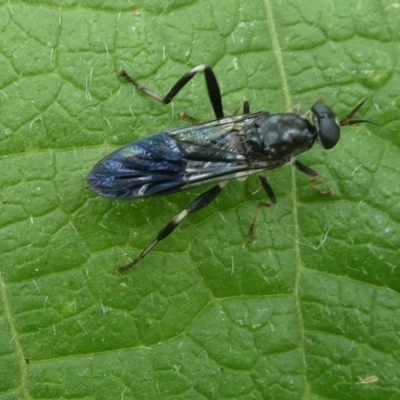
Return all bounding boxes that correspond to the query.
[116,182,228,273]
[293,159,333,196]
[120,64,224,119]
[249,175,277,241]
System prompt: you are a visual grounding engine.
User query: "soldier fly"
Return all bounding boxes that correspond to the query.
[87,64,371,273]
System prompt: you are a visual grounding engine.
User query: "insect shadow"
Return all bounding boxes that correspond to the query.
[87,64,373,273]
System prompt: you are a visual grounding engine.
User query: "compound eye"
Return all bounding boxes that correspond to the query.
[311,103,340,149]
[311,103,336,120]
[318,118,340,149]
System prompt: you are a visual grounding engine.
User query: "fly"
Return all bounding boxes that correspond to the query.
[87,64,372,273]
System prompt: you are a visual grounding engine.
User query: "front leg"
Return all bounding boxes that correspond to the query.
[293,159,333,196]
[249,175,277,241]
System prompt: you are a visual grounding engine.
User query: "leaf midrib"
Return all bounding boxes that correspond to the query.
[263,0,309,394]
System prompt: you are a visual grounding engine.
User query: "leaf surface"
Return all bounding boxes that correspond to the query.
[1,1,400,399]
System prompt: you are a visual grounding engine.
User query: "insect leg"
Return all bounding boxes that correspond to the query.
[259,175,277,203]
[182,99,251,125]
[293,159,333,196]
[243,101,250,114]
[116,181,228,273]
[120,64,224,119]
[180,112,202,124]
[230,100,250,116]
[249,175,277,241]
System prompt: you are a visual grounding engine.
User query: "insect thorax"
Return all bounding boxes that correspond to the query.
[241,113,316,162]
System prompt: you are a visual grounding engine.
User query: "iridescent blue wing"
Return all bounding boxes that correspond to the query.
[87,114,263,199]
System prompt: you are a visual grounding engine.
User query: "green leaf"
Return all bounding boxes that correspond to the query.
[1,0,400,399]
